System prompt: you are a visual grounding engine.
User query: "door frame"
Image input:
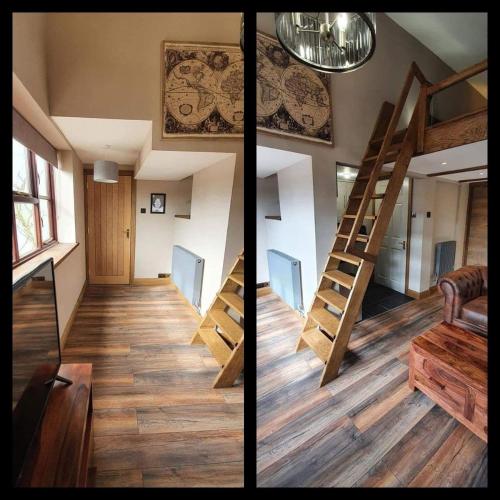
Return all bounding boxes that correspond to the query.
[404,177,413,295]
[462,180,487,266]
[336,162,412,293]
[83,169,136,284]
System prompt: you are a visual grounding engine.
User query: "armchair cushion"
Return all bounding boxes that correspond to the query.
[438,266,487,337]
[461,296,488,331]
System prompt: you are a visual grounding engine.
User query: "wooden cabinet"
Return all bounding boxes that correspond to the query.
[409,323,487,442]
[17,364,94,487]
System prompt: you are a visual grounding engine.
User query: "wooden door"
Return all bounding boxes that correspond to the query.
[374,177,409,293]
[86,173,132,284]
[464,181,487,266]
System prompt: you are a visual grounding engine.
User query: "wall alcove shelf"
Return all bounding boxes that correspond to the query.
[17,363,94,487]
[265,215,282,220]
[174,214,191,219]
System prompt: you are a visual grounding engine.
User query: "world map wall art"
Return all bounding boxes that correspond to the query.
[162,42,244,138]
[257,31,333,144]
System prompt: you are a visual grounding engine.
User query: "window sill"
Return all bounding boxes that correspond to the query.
[13,242,80,284]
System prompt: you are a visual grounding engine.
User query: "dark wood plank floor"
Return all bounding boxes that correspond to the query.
[63,284,243,487]
[256,288,487,487]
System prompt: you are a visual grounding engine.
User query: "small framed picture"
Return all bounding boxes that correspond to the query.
[150,193,166,214]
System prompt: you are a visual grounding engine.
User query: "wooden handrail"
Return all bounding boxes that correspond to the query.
[411,61,429,85]
[427,59,487,95]
[345,62,427,251]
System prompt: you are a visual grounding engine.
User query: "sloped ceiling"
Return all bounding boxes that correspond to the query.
[387,13,487,97]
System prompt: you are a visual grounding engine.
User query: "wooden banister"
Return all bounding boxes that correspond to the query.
[427,59,487,95]
[345,62,427,252]
[411,61,429,85]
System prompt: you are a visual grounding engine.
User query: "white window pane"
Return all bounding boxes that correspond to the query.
[40,199,52,242]
[15,203,37,257]
[36,155,49,197]
[13,139,30,193]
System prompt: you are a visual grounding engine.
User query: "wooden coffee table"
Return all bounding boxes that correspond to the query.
[409,321,487,442]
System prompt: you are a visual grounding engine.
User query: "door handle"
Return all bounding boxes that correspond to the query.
[400,240,406,250]
[125,229,130,239]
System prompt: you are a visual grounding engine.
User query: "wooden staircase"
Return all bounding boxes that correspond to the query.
[297,58,487,388]
[297,62,431,388]
[191,252,244,388]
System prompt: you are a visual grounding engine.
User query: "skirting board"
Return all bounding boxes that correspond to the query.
[60,280,87,350]
[132,277,171,286]
[256,282,270,288]
[406,285,438,300]
[171,282,202,323]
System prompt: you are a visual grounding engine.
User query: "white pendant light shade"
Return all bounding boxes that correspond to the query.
[94,160,119,183]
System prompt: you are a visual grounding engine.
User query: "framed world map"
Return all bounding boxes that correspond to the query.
[257,31,333,144]
[162,42,244,138]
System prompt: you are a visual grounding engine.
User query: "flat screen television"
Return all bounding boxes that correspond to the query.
[12,258,66,486]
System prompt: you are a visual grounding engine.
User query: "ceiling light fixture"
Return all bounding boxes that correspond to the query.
[441,162,447,165]
[94,145,118,183]
[275,12,376,73]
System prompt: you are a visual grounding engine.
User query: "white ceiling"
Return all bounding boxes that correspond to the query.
[387,13,487,97]
[51,116,152,165]
[136,150,234,181]
[385,140,487,182]
[257,145,311,178]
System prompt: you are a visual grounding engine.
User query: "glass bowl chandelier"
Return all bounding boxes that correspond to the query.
[240,13,244,51]
[275,12,376,73]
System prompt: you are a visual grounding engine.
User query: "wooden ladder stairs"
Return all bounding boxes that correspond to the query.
[297,62,432,388]
[191,252,244,388]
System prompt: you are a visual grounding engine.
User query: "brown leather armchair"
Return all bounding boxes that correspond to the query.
[438,266,487,337]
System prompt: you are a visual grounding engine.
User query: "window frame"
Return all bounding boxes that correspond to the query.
[12,144,58,267]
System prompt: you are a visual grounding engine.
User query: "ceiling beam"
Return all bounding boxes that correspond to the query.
[427,165,487,177]
[459,178,487,183]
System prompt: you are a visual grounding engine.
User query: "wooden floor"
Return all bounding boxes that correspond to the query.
[63,284,243,488]
[256,288,487,487]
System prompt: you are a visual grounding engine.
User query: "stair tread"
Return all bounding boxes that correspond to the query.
[302,327,333,363]
[198,327,232,366]
[330,251,362,266]
[209,310,243,345]
[323,269,355,289]
[358,173,392,181]
[316,288,347,313]
[364,150,400,163]
[337,233,369,242]
[219,292,244,317]
[370,131,406,147]
[309,307,340,337]
[343,214,376,220]
[351,193,384,200]
[228,272,244,287]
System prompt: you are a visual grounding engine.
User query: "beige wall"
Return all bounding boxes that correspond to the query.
[264,159,318,311]
[45,13,243,149]
[54,151,86,337]
[431,181,469,283]
[12,13,49,115]
[257,13,487,282]
[408,179,469,293]
[222,153,244,279]
[134,178,192,278]
[256,175,280,284]
[172,156,236,314]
